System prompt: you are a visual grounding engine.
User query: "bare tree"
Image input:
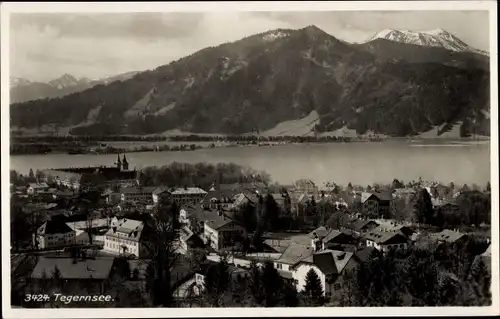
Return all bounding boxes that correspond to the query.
[144,197,182,307]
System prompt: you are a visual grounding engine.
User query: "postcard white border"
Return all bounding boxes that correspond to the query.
[1,1,498,318]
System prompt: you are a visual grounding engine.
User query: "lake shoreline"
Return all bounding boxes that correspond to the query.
[10,140,490,187]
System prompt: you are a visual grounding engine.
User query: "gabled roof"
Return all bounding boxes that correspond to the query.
[188,208,240,231]
[171,187,207,195]
[310,250,354,275]
[361,191,392,203]
[276,243,314,266]
[309,226,331,239]
[37,219,74,235]
[363,229,408,245]
[31,257,114,280]
[350,219,379,232]
[201,190,237,205]
[106,218,146,241]
[431,229,468,243]
[354,247,380,263]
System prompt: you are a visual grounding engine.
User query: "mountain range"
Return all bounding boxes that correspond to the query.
[10,71,139,103]
[10,26,490,137]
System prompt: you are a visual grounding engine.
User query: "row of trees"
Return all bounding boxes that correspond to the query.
[201,258,327,307]
[138,162,271,190]
[332,238,491,306]
[413,188,491,228]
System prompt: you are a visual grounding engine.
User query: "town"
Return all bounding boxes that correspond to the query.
[10,154,492,308]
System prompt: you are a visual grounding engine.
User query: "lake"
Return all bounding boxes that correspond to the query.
[10,140,490,187]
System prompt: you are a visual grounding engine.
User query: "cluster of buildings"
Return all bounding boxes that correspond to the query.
[14,161,489,305]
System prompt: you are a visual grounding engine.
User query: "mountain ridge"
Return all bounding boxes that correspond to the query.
[368,28,488,56]
[9,71,140,103]
[10,25,490,138]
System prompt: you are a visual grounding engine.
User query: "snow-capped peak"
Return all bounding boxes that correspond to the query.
[263,30,290,42]
[48,73,83,89]
[10,77,32,88]
[423,28,447,36]
[368,28,487,55]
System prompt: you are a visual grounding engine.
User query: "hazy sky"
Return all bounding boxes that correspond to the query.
[10,11,490,82]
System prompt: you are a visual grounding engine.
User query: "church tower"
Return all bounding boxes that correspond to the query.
[115,154,122,170]
[122,154,129,171]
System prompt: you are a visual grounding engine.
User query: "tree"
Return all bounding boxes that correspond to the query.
[204,256,231,307]
[52,266,63,292]
[485,181,491,192]
[261,261,284,307]
[262,194,280,231]
[391,179,404,189]
[302,268,324,306]
[233,203,257,233]
[283,282,299,307]
[115,256,131,280]
[28,168,36,183]
[144,197,182,307]
[413,188,434,224]
[248,261,265,305]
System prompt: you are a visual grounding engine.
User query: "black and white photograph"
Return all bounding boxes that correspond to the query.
[1,1,498,317]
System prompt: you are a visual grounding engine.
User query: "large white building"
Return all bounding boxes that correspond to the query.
[120,186,158,203]
[103,218,149,258]
[35,219,76,250]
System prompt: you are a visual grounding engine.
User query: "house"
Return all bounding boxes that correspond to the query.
[30,257,116,294]
[294,179,319,194]
[176,226,205,255]
[273,242,358,297]
[188,208,247,251]
[42,169,83,190]
[309,226,358,251]
[433,200,459,216]
[347,219,380,236]
[169,187,208,206]
[27,182,50,195]
[172,261,250,301]
[232,191,258,209]
[35,219,76,249]
[120,186,157,203]
[262,232,312,253]
[362,229,409,252]
[209,182,268,194]
[430,229,469,246]
[291,193,312,216]
[292,250,358,297]
[374,219,415,239]
[360,191,392,218]
[103,218,151,258]
[200,190,238,211]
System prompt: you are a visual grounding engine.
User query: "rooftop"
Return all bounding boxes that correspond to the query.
[430,229,467,243]
[106,218,146,241]
[38,219,74,235]
[171,187,208,195]
[276,242,314,265]
[311,250,354,275]
[31,257,115,280]
[363,229,408,245]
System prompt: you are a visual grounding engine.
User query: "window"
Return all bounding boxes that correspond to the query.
[276,263,282,270]
[334,283,341,291]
